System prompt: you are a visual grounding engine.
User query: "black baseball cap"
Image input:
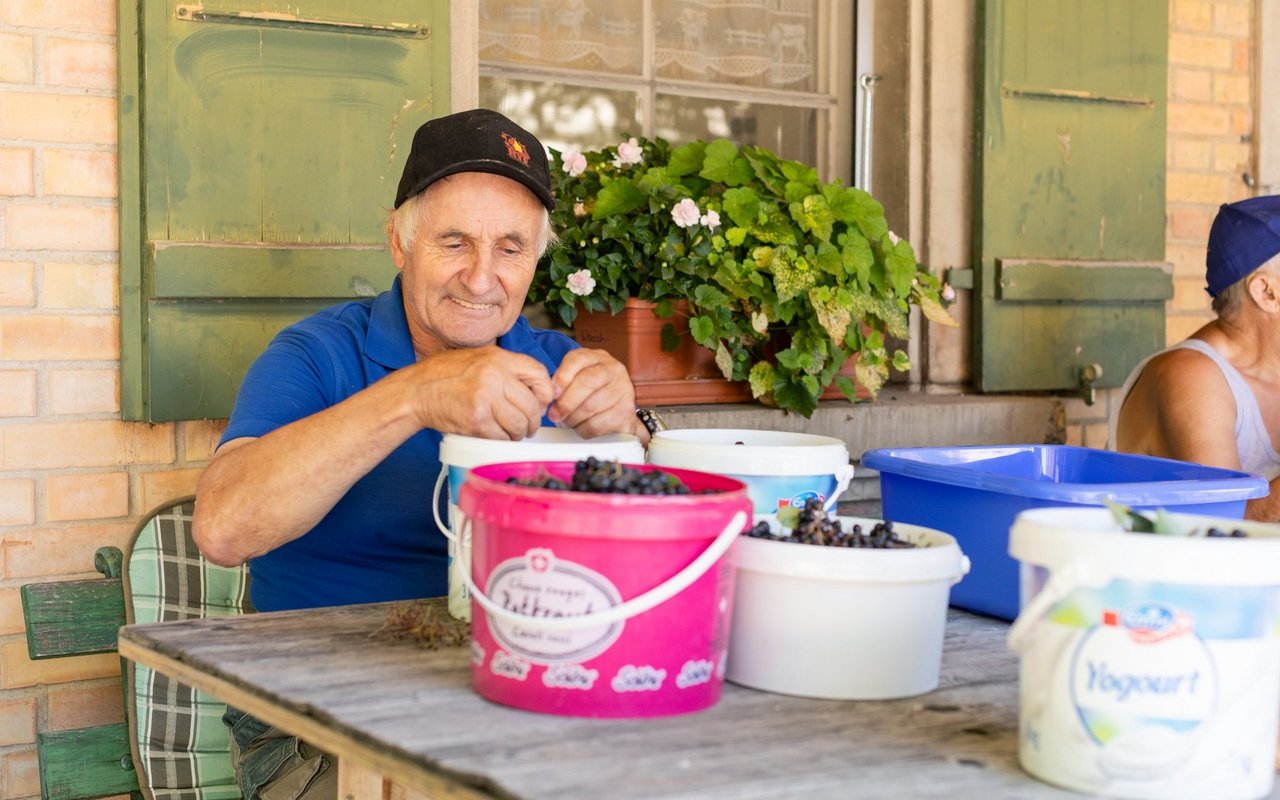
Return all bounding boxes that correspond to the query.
[394,108,554,211]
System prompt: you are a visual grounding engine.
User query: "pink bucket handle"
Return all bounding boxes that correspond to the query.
[432,469,456,542]
[458,510,748,631]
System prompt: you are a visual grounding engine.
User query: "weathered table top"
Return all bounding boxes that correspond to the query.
[116,599,1266,800]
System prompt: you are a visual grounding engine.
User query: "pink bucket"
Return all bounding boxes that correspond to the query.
[458,461,751,718]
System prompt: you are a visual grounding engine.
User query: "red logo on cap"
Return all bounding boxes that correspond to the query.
[501,132,531,166]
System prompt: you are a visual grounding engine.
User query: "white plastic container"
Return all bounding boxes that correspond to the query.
[1008,507,1280,800]
[434,427,645,620]
[647,429,854,524]
[727,517,969,700]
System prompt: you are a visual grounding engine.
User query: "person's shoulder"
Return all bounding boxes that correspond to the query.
[506,315,579,357]
[1141,341,1229,388]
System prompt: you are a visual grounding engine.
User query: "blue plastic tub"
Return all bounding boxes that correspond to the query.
[861,445,1269,620]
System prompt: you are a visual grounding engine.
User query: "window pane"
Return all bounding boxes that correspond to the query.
[478,0,644,76]
[480,77,643,153]
[654,95,818,163]
[655,0,819,92]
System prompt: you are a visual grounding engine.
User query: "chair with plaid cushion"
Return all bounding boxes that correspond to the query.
[122,495,251,800]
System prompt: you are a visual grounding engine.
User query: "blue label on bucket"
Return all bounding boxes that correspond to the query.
[727,473,839,514]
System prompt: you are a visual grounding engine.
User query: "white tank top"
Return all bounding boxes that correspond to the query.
[1109,339,1280,480]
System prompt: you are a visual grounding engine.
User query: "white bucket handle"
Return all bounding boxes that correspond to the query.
[432,469,456,543]
[825,463,856,512]
[1007,560,1109,653]
[459,509,748,632]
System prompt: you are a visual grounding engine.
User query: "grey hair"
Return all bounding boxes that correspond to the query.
[1213,252,1280,317]
[387,191,558,257]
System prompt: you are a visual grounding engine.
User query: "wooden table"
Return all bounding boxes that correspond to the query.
[116,599,1277,800]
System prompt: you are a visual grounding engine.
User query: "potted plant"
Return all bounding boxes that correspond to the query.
[529,135,957,417]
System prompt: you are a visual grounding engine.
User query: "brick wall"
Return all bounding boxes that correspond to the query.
[1061,0,1257,449]
[0,3,225,797]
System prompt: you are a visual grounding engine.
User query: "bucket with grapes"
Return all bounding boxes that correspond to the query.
[458,458,751,718]
[726,500,970,700]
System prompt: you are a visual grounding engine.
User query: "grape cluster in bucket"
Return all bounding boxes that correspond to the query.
[745,498,919,549]
[504,457,697,495]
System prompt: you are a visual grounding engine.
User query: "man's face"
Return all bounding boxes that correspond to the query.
[392,172,546,357]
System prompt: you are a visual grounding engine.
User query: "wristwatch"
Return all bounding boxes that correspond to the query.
[635,408,667,436]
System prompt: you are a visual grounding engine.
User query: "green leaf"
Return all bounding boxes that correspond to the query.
[701,139,755,185]
[773,379,818,418]
[594,178,647,218]
[722,188,761,229]
[689,315,715,344]
[667,141,707,177]
[660,322,681,353]
[693,284,728,307]
[808,286,853,346]
[654,298,675,318]
[892,349,911,372]
[715,342,734,379]
[748,361,776,400]
[917,294,959,327]
[790,195,835,242]
[884,236,918,299]
[832,374,859,402]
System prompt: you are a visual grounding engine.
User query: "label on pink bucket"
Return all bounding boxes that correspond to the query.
[485,548,624,664]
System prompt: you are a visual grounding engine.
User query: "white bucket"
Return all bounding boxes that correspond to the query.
[727,517,969,699]
[647,429,854,524]
[434,427,645,621]
[1008,507,1280,800]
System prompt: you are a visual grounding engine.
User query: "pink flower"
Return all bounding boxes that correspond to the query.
[573,201,586,217]
[562,150,587,177]
[941,284,956,302]
[611,137,643,168]
[700,209,721,231]
[671,198,701,228]
[566,269,596,297]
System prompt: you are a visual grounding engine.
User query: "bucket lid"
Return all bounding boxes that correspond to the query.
[735,517,969,584]
[1010,506,1280,586]
[862,445,1268,505]
[440,427,644,469]
[649,428,851,476]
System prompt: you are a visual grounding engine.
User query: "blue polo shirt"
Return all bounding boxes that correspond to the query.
[220,277,578,612]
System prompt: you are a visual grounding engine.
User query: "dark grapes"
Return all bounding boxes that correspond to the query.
[505,457,695,495]
[744,498,920,549]
[1204,526,1248,538]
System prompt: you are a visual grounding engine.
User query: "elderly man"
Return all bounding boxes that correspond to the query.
[193,109,644,798]
[1112,195,1280,520]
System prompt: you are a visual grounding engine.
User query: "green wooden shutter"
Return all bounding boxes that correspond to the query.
[974,0,1171,394]
[120,0,451,421]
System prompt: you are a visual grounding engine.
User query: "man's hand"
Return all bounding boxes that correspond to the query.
[549,348,650,443]
[404,346,555,440]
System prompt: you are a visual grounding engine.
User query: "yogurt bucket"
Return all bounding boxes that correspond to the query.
[647,429,854,524]
[728,518,969,699]
[1008,507,1280,800]
[435,428,644,620]
[459,461,752,718]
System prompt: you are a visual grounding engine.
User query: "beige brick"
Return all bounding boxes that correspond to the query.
[42,261,118,309]
[0,587,23,635]
[184,419,228,461]
[1064,424,1085,447]
[1167,206,1214,241]
[1,639,120,688]
[1170,138,1212,170]
[1166,241,1210,277]
[46,471,129,522]
[1172,0,1213,31]
[48,682,126,731]
[1170,67,1212,102]
[0,315,118,361]
[1,521,135,579]
[0,479,35,525]
[1168,32,1233,70]
[1213,2,1251,36]
[0,148,34,196]
[2,748,40,798]
[1166,172,1232,205]
[3,420,174,470]
[45,37,115,89]
[1083,422,1111,449]
[0,699,35,747]
[140,468,203,511]
[5,204,118,251]
[0,370,36,418]
[0,32,34,84]
[1213,141,1251,173]
[42,149,118,199]
[1233,38,1250,72]
[0,0,116,34]
[48,368,119,415]
[1231,106,1253,137]
[0,92,116,144]
[1212,73,1250,105]
[1167,313,1213,345]
[1167,102,1230,136]
[1173,276,1213,311]
[0,261,34,307]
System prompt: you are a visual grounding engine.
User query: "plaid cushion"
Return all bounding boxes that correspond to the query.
[125,497,251,800]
